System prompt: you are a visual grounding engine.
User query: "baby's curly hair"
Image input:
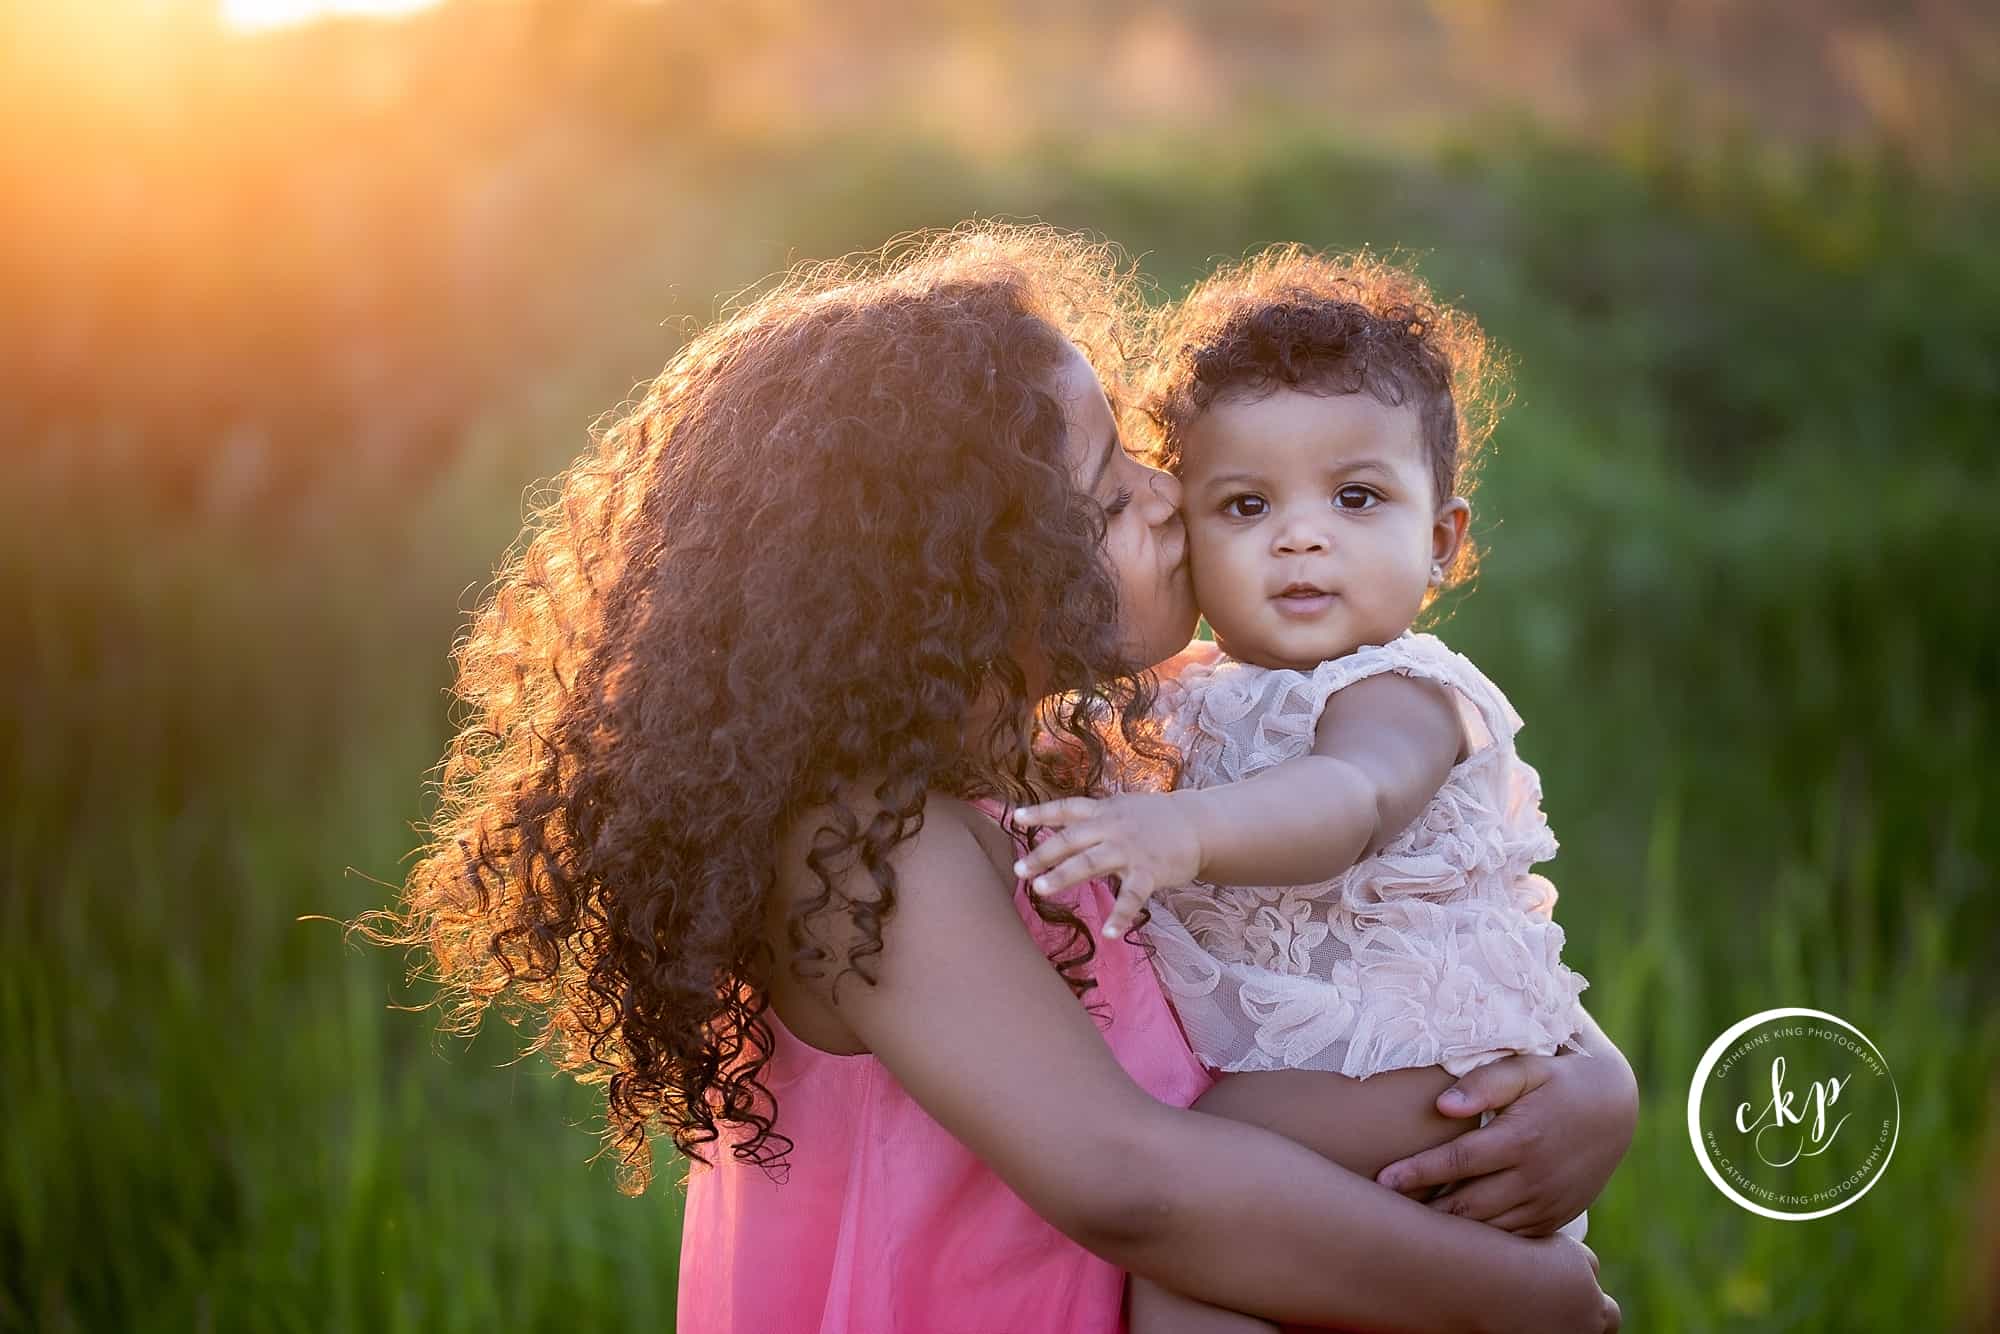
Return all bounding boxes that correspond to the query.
[362,224,1170,1193]
[1144,246,1507,590]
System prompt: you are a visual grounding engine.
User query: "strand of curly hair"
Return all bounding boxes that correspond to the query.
[358,224,1177,1194]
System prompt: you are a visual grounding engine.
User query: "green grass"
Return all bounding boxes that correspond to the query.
[4,131,1995,1330]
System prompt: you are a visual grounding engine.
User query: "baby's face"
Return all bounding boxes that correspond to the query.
[1178,388,1467,671]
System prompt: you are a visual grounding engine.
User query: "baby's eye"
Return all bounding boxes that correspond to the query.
[1334,486,1380,510]
[1221,494,1267,518]
[1103,486,1136,518]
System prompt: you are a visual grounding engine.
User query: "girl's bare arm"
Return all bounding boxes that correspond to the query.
[782,794,1617,1333]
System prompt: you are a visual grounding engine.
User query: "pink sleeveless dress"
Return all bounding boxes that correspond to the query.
[676,798,1217,1334]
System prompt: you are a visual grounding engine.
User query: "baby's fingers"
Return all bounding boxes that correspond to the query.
[1100,871,1156,939]
[1013,798,1101,831]
[1011,823,1103,883]
[1024,844,1124,898]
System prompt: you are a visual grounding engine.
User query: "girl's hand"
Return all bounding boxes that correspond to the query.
[1372,1023,1639,1236]
[1011,793,1202,938]
[1533,1235,1622,1332]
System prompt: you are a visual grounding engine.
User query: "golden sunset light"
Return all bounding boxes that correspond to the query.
[8,3,1997,1330]
[220,0,440,31]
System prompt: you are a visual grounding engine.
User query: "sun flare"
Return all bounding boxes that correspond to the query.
[220,0,441,31]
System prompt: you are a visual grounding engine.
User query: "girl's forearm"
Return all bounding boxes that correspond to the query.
[1087,1106,1589,1333]
[1185,755,1381,887]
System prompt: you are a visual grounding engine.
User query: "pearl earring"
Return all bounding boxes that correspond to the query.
[1428,562,1444,586]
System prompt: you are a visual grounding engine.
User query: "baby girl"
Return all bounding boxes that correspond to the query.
[1015,247,1595,1333]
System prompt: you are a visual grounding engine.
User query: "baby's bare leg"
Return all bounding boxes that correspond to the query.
[1129,1068,1475,1334]
[1191,1066,1472,1181]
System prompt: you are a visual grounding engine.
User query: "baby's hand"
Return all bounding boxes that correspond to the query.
[1010,793,1203,938]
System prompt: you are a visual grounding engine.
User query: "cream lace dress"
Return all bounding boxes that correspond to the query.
[1139,632,1594,1236]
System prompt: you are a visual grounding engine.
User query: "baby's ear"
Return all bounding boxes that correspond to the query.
[1431,496,1472,574]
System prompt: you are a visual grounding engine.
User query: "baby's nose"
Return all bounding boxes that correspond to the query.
[1274,523,1330,554]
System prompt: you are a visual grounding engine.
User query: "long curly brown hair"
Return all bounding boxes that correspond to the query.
[363,225,1172,1193]
[1143,245,1507,591]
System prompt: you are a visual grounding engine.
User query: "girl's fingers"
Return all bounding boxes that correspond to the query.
[1421,1169,1523,1224]
[1486,1204,1558,1237]
[1376,1125,1515,1195]
[1433,1052,1554,1118]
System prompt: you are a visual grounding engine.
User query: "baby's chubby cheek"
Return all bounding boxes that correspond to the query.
[1187,546,1260,648]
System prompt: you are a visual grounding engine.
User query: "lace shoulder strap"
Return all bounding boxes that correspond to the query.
[1165,635,1526,780]
[1309,632,1524,757]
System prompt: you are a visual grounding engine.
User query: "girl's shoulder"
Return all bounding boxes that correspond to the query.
[766,788,1021,1055]
[769,788,1023,957]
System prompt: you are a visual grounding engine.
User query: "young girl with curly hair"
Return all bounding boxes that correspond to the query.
[1012,247,1613,1332]
[370,225,1631,1333]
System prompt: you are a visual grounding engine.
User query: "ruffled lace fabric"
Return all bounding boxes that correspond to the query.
[1140,632,1591,1080]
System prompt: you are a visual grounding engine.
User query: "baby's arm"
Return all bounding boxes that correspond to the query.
[1194,671,1464,885]
[1015,671,1462,935]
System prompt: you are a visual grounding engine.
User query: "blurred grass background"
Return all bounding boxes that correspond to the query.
[4,1,1998,1330]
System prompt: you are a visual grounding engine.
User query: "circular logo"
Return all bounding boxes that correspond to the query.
[1686,1007,1899,1221]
